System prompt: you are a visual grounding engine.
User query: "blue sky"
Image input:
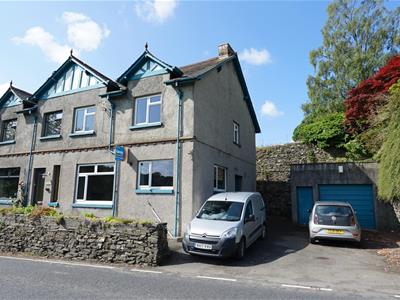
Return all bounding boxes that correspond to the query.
[0,1,351,145]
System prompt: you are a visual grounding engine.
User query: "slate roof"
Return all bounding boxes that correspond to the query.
[10,85,32,101]
[179,56,229,79]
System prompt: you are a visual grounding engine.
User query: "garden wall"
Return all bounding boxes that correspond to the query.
[256,142,338,217]
[0,215,169,266]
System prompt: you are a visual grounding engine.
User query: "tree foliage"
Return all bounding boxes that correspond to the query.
[303,0,400,117]
[293,112,346,149]
[377,82,400,201]
[345,55,400,133]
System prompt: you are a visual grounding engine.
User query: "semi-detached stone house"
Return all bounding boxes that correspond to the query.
[0,43,260,236]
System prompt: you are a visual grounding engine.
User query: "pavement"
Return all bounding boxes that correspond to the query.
[0,217,399,299]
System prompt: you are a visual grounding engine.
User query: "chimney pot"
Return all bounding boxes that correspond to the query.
[218,43,235,58]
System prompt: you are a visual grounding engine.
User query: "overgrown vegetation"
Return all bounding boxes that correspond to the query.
[0,205,65,224]
[377,82,400,201]
[294,0,400,157]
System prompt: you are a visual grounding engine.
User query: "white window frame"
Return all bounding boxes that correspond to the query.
[43,111,63,137]
[75,163,115,205]
[137,159,173,190]
[134,94,162,126]
[2,119,17,142]
[0,168,20,200]
[73,106,96,133]
[233,121,240,145]
[213,165,227,192]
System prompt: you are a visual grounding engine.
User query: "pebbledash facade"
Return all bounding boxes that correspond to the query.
[0,43,260,236]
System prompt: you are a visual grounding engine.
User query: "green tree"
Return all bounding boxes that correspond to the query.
[303,0,400,117]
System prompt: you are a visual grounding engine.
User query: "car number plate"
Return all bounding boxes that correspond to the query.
[194,243,212,250]
[327,229,344,234]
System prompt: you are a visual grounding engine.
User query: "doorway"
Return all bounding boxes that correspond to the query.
[50,165,61,203]
[235,175,243,192]
[32,168,46,206]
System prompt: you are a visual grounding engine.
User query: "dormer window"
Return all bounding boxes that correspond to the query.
[1,119,17,142]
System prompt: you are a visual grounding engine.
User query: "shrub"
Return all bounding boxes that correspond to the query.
[293,112,346,149]
[103,216,133,224]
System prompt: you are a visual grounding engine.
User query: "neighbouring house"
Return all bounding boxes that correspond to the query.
[0,43,260,236]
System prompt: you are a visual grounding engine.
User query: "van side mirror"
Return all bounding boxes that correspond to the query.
[245,214,255,223]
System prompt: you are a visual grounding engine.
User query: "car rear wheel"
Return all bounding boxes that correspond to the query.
[235,238,245,259]
[309,237,316,244]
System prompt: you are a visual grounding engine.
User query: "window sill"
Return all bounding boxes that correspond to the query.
[48,202,59,208]
[72,203,112,209]
[0,199,13,205]
[40,134,62,141]
[0,140,15,146]
[135,188,174,194]
[69,130,95,137]
[129,122,162,130]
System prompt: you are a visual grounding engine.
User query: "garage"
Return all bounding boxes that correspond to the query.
[319,184,376,230]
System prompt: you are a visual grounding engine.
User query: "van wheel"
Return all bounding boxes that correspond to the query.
[259,224,266,240]
[235,238,245,259]
[309,237,316,244]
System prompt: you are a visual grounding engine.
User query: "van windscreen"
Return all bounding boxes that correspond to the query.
[197,201,244,222]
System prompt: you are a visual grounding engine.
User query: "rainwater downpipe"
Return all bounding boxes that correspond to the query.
[107,95,115,152]
[25,115,37,205]
[174,83,184,237]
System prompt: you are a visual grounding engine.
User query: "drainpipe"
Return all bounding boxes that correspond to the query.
[174,83,184,237]
[107,95,115,152]
[24,115,37,206]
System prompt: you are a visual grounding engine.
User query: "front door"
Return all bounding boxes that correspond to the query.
[32,168,46,206]
[243,200,256,246]
[235,175,242,192]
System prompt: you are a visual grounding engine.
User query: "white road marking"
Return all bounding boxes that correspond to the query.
[0,255,115,269]
[394,295,400,298]
[281,284,333,292]
[130,269,162,274]
[196,275,237,282]
[281,284,312,290]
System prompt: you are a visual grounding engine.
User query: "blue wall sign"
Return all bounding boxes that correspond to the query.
[115,146,125,161]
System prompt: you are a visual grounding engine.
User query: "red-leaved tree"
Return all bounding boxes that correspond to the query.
[345,55,400,134]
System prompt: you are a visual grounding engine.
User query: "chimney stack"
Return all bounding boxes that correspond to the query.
[218,43,235,59]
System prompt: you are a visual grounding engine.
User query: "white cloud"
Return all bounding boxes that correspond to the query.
[239,48,272,65]
[12,26,71,64]
[135,0,178,23]
[0,82,9,98]
[62,12,110,52]
[261,100,283,117]
[12,12,110,64]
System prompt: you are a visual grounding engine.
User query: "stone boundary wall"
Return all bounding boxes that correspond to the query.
[0,215,169,266]
[256,143,339,217]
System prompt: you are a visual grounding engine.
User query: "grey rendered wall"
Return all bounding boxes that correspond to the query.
[187,59,257,225]
[290,162,398,231]
[113,74,194,144]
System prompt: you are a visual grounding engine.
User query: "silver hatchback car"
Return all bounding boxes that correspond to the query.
[309,201,361,244]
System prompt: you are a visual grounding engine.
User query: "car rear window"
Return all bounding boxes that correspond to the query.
[315,205,353,226]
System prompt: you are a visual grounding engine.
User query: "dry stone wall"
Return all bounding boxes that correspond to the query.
[0,215,169,266]
[256,143,338,217]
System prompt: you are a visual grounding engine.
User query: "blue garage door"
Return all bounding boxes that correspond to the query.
[297,187,313,225]
[319,184,375,229]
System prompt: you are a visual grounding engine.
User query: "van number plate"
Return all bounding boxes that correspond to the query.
[194,243,212,250]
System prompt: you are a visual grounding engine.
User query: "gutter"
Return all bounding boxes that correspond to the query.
[99,88,126,99]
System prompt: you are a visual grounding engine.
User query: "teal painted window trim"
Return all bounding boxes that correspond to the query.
[72,203,112,209]
[40,134,62,141]
[0,199,12,205]
[48,202,59,208]
[130,70,168,80]
[0,140,15,146]
[135,189,174,195]
[129,122,162,130]
[41,83,104,100]
[69,130,95,137]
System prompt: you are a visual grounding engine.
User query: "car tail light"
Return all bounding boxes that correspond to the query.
[351,216,355,226]
[313,214,319,224]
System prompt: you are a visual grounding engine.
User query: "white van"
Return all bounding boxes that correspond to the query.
[182,192,266,259]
